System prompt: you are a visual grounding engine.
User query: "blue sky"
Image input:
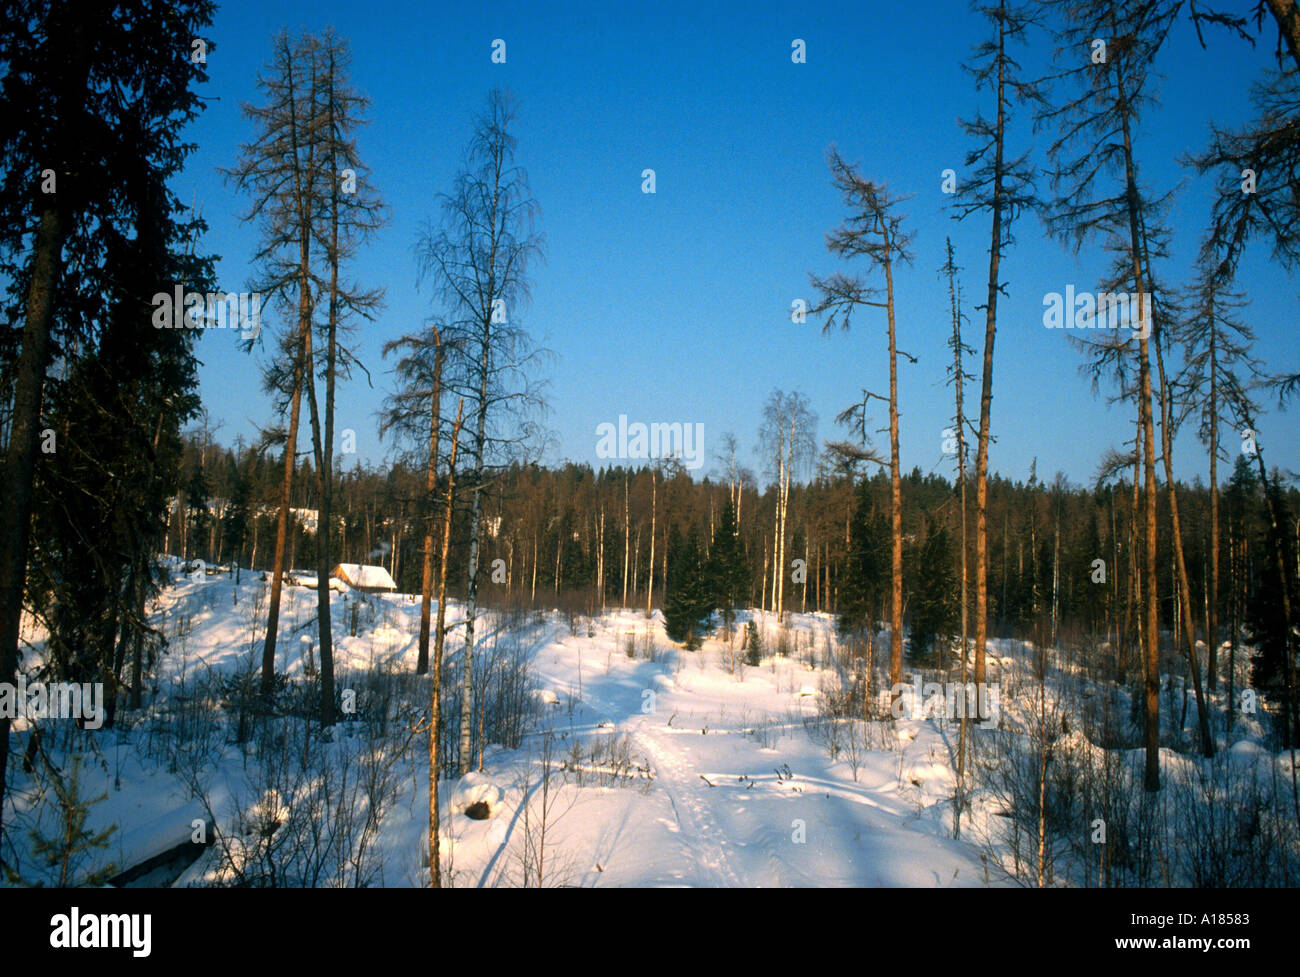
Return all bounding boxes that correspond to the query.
[178,0,1299,489]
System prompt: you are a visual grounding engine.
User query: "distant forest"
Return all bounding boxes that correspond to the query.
[171,430,1298,697]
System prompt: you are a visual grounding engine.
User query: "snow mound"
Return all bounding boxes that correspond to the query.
[1229,740,1265,762]
[452,777,503,819]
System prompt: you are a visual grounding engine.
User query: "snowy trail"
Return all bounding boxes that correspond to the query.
[628,715,747,888]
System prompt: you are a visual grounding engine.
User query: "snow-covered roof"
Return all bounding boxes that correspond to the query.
[332,563,397,591]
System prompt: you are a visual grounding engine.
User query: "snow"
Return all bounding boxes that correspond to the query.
[451,777,504,817]
[6,567,1292,888]
[332,563,396,591]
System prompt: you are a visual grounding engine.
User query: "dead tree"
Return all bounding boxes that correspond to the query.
[1037,0,1181,789]
[950,0,1040,697]
[810,149,913,696]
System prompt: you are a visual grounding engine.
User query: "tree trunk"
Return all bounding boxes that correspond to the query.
[417,332,443,675]
[1112,46,1162,789]
[429,398,463,887]
[622,475,630,607]
[0,207,66,840]
[1153,333,1214,757]
[1266,0,1300,73]
[646,469,657,617]
[884,227,904,696]
[972,10,1009,700]
[261,292,308,698]
[1207,315,1220,692]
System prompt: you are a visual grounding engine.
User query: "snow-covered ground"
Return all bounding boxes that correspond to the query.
[4,563,1294,888]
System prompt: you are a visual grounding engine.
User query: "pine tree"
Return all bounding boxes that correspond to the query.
[951,0,1040,702]
[381,324,452,675]
[301,30,386,721]
[28,755,118,888]
[1178,261,1259,694]
[1038,0,1183,789]
[227,29,326,706]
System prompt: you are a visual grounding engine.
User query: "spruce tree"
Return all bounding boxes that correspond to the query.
[224,471,253,572]
[0,0,217,848]
[186,463,211,563]
[910,518,959,664]
[664,530,712,649]
[839,479,890,637]
[707,499,748,640]
[1247,482,1297,717]
[744,618,763,666]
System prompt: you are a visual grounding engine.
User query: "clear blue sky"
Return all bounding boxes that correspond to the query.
[178,0,1299,489]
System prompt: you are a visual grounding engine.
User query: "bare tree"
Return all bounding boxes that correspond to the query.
[1142,282,1215,758]
[227,30,326,704]
[1037,0,1181,790]
[810,149,913,695]
[1265,0,1300,72]
[1178,266,1255,692]
[646,465,657,618]
[416,88,548,774]
[950,0,1040,699]
[301,32,385,723]
[942,237,975,801]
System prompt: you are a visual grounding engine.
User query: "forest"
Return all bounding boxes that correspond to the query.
[1,0,1299,899]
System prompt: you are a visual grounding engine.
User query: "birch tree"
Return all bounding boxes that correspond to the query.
[416,88,548,774]
[759,390,817,622]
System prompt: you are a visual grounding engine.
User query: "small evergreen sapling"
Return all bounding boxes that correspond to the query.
[744,619,763,666]
[29,754,118,887]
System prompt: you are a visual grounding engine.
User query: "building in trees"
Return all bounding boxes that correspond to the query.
[332,563,397,594]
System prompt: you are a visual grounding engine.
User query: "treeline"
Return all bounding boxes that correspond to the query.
[174,430,1299,709]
